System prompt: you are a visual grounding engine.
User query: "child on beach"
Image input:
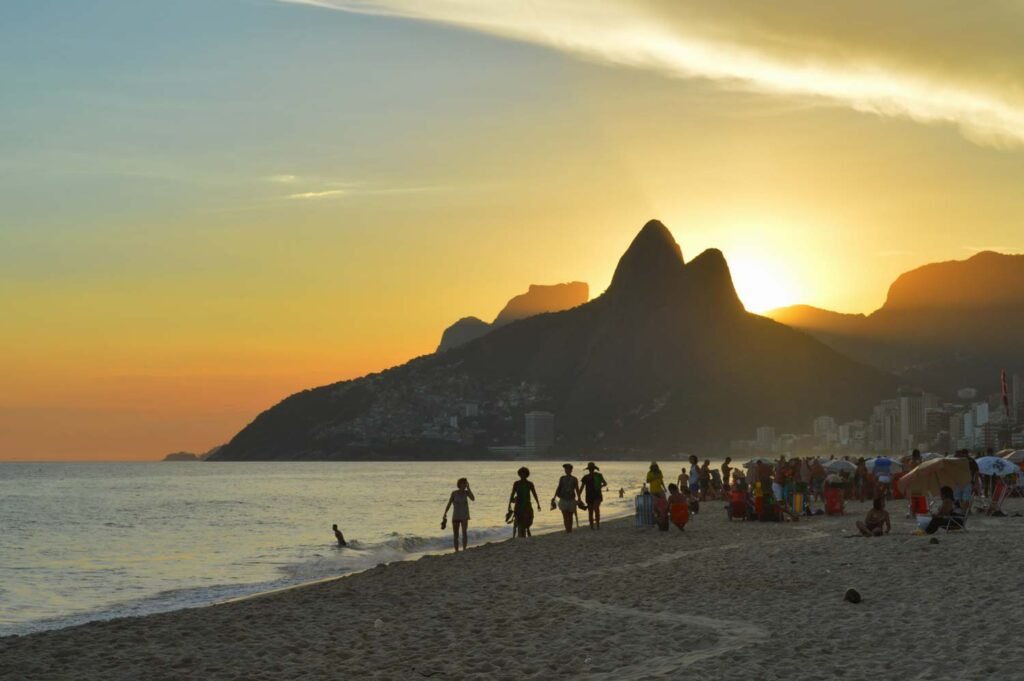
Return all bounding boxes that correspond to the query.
[667,483,689,531]
[443,478,475,552]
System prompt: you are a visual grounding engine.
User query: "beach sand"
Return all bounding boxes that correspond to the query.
[5,497,1024,680]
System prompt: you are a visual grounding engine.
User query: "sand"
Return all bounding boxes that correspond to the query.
[5,497,1024,680]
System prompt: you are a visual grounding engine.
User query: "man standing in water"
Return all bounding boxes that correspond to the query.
[580,462,608,529]
[443,478,475,552]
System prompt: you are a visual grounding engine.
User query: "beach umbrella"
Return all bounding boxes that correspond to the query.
[865,457,902,473]
[825,460,856,474]
[898,457,971,496]
[919,452,943,461]
[743,457,773,468]
[975,456,1020,477]
[1003,450,1024,464]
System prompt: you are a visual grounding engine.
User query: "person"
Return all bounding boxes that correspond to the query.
[552,464,581,533]
[654,491,670,531]
[772,460,787,506]
[667,483,689,531]
[699,460,712,501]
[924,486,960,534]
[332,524,347,547]
[810,459,826,502]
[443,478,475,552]
[619,487,625,498]
[647,462,666,498]
[856,497,891,537]
[687,455,701,496]
[721,457,733,494]
[853,458,868,502]
[508,467,541,538]
[580,462,608,529]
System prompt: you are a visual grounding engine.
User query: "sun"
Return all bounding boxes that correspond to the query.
[726,255,799,314]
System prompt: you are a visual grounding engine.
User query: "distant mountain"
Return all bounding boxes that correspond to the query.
[211,220,895,461]
[768,251,1024,394]
[163,451,200,461]
[436,282,589,352]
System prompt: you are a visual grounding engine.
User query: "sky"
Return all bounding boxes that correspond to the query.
[2,0,1024,460]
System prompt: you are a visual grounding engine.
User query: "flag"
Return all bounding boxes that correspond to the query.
[1002,370,1010,417]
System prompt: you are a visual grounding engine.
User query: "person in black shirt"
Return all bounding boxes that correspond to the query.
[580,462,608,530]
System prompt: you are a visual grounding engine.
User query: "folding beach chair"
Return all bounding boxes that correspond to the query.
[984,480,1010,516]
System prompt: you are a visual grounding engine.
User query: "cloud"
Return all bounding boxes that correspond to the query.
[279,0,1024,148]
[267,174,299,184]
[287,189,346,199]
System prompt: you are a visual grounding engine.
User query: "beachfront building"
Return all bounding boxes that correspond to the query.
[812,416,838,446]
[525,411,554,453]
[898,389,924,451]
[755,426,776,452]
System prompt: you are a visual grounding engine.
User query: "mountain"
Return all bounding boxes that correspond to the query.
[162,451,200,461]
[768,251,1024,394]
[210,220,895,461]
[436,282,589,352]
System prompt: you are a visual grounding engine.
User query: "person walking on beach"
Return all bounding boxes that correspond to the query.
[552,464,581,533]
[509,467,541,539]
[699,460,712,501]
[332,524,347,547]
[580,462,608,529]
[443,478,475,552]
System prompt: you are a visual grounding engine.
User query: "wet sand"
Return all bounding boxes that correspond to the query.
[4,497,1024,680]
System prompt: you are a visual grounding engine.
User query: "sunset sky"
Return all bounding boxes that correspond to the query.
[3,1,1024,460]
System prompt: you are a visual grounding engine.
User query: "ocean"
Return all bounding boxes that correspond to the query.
[0,460,663,636]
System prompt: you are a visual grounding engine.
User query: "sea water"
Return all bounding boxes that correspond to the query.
[0,460,660,636]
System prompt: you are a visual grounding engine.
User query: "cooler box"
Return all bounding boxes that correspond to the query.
[824,487,844,515]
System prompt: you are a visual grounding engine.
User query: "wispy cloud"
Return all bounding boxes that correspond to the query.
[963,245,1020,253]
[267,174,299,184]
[287,189,347,200]
[279,0,1024,148]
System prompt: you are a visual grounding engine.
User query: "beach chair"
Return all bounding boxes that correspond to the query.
[984,479,1010,516]
[634,494,655,528]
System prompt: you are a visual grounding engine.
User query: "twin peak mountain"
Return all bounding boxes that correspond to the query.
[211,221,893,460]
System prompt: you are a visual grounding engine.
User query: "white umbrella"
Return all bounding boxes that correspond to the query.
[825,460,856,474]
[975,456,1020,477]
[866,457,902,473]
[1003,450,1024,464]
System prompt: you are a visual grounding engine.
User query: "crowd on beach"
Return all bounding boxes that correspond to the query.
[331,448,1020,552]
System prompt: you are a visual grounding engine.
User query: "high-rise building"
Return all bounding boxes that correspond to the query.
[924,408,950,444]
[898,389,924,451]
[957,387,978,400]
[948,412,964,449]
[812,416,838,445]
[755,426,776,452]
[869,399,899,452]
[525,411,554,452]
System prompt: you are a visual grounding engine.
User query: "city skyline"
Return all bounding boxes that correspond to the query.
[4,1,1024,459]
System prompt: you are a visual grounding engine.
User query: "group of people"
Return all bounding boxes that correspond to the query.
[334,449,1005,553]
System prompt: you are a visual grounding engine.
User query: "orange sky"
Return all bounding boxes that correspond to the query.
[3,1,1024,459]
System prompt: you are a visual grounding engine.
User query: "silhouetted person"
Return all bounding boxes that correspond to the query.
[332,524,346,547]
[443,477,475,552]
[508,466,541,538]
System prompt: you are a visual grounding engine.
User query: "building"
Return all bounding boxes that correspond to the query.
[868,399,899,452]
[898,389,924,451]
[755,426,776,452]
[1013,374,1023,422]
[812,416,838,446]
[525,411,554,453]
[957,387,978,400]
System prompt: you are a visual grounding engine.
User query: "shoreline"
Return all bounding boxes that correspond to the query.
[5,498,1024,679]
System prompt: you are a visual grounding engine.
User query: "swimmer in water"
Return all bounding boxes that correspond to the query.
[332,523,347,547]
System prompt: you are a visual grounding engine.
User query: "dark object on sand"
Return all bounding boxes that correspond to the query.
[844,588,862,604]
[929,537,939,545]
